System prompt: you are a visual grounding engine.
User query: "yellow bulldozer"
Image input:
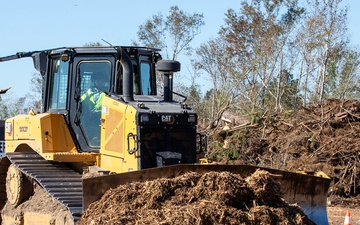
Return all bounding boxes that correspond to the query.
[0,46,330,225]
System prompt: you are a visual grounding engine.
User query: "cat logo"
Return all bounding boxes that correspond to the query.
[161,115,175,124]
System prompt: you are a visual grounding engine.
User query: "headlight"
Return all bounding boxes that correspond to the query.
[140,114,149,123]
[188,115,196,123]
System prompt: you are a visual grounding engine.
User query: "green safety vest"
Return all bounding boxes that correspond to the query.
[81,89,105,112]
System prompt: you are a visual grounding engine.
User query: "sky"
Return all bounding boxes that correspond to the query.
[0,0,359,99]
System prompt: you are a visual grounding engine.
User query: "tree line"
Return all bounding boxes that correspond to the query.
[1,0,358,129]
[135,0,359,128]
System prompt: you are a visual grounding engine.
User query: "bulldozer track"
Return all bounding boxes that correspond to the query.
[6,152,83,223]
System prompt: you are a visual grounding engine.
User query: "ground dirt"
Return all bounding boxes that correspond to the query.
[1,183,73,224]
[2,99,360,224]
[328,206,360,225]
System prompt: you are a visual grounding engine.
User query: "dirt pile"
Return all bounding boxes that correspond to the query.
[207,99,360,203]
[77,170,314,225]
[1,183,72,224]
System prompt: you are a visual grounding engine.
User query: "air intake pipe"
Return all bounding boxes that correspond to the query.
[156,60,181,102]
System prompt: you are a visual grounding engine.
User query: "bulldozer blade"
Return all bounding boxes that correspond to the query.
[83,164,330,225]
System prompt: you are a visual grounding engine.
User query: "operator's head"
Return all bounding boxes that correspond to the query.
[91,71,107,89]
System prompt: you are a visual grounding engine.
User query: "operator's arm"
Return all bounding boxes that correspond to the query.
[93,92,105,112]
[81,89,95,113]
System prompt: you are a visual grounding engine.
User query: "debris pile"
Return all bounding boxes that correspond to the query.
[207,99,360,203]
[77,170,315,225]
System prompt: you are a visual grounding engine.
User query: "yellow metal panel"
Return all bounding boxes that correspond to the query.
[122,106,138,172]
[100,97,128,158]
[5,140,39,153]
[42,152,99,163]
[99,96,138,173]
[4,112,77,158]
[39,114,77,153]
[100,154,124,173]
[103,107,125,156]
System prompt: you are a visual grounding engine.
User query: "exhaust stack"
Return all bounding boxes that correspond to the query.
[119,48,134,102]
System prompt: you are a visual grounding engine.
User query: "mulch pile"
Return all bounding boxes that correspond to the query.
[77,170,314,225]
[207,99,360,203]
[78,99,360,224]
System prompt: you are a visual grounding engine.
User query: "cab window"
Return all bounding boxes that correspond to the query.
[49,58,69,110]
[115,60,153,95]
[140,62,151,95]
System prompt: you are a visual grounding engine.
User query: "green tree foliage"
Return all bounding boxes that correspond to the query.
[193,0,358,128]
[0,72,43,120]
[204,0,305,117]
[135,5,205,99]
[135,6,204,60]
[264,70,301,111]
[23,72,43,113]
[296,0,351,104]
[84,42,103,47]
[194,38,237,123]
[0,94,27,119]
[325,47,360,99]
[183,83,204,116]
[0,96,10,120]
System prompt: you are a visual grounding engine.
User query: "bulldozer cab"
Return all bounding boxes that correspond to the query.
[1,46,200,170]
[40,47,160,151]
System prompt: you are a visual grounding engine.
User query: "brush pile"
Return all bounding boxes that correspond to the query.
[77,170,314,225]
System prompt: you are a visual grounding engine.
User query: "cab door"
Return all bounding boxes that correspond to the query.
[68,54,115,152]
